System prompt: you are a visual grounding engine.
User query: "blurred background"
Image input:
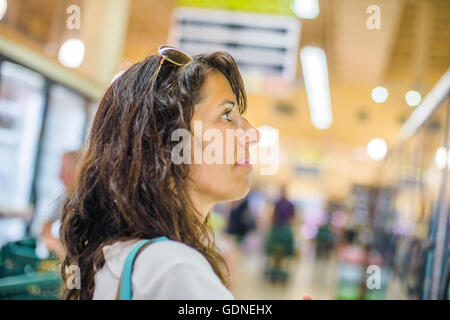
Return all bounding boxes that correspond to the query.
[0,0,449,300]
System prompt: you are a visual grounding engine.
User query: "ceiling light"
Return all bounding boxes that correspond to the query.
[291,0,320,19]
[435,147,449,169]
[300,46,333,130]
[405,90,422,107]
[366,138,388,161]
[0,0,7,21]
[58,38,85,69]
[372,86,389,103]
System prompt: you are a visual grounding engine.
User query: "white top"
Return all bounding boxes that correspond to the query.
[93,239,234,300]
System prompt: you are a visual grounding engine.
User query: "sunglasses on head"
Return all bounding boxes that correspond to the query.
[150,45,193,90]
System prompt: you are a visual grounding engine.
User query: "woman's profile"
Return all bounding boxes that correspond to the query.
[59,46,260,300]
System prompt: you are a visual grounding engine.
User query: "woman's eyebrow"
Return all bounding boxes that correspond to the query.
[219,99,236,109]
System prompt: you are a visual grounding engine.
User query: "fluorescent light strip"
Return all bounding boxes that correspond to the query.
[300,46,333,130]
[401,68,450,141]
[179,25,291,48]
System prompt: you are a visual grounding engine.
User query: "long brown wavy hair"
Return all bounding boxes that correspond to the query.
[59,50,247,299]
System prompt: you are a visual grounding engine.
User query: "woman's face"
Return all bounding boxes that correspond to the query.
[187,71,260,216]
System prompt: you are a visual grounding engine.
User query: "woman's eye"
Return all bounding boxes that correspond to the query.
[221,110,232,122]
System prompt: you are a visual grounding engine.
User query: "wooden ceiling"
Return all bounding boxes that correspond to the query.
[123,0,175,62]
[385,0,450,85]
[1,0,82,48]
[120,0,450,145]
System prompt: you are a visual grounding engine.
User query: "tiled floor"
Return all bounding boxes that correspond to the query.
[229,239,339,300]
[226,237,409,300]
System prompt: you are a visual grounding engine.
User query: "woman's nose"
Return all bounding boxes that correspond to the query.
[238,118,260,147]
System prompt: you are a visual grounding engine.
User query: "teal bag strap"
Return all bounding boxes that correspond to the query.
[116,236,169,300]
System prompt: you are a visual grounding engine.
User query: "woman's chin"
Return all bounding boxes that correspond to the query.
[226,182,251,202]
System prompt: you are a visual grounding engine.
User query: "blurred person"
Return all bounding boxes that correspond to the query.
[59,46,261,300]
[338,228,364,265]
[226,196,256,245]
[264,185,296,283]
[41,150,81,260]
[316,200,342,258]
[316,219,336,258]
[316,222,331,255]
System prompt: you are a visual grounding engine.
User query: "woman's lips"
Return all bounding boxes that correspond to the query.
[235,159,253,170]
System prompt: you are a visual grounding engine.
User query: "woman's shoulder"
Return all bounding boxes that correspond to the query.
[137,239,212,269]
[102,238,213,274]
[98,238,233,299]
[133,239,233,299]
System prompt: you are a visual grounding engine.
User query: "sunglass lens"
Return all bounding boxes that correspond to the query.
[159,46,192,66]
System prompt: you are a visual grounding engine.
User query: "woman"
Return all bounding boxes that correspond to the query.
[59,46,260,300]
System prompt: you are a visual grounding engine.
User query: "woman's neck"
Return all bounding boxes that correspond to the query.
[189,189,216,221]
